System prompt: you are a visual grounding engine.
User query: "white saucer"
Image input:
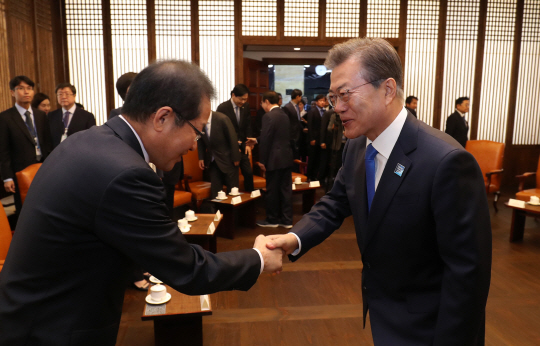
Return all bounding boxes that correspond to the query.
[149,276,163,284]
[186,217,198,222]
[215,196,228,200]
[294,182,304,185]
[145,292,171,305]
[180,225,191,233]
[527,201,540,206]
[229,193,240,196]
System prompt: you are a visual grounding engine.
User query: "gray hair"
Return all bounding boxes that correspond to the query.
[325,38,404,100]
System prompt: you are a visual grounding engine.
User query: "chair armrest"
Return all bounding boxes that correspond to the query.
[516,172,536,192]
[183,175,193,192]
[485,169,504,194]
[255,161,266,178]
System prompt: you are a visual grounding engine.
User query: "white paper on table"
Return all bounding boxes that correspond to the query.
[508,198,526,208]
[292,184,296,190]
[200,295,210,310]
[231,196,242,205]
[250,189,261,197]
[214,210,222,221]
[207,222,216,234]
[309,181,320,188]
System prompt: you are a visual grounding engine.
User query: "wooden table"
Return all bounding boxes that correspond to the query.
[505,202,540,241]
[182,214,221,253]
[209,192,261,239]
[142,285,212,346]
[292,182,318,213]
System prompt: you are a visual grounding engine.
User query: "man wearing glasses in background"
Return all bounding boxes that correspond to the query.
[266,37,492,345]
[0,76,53,218]
[0,60,283,345]
[48,83,96,149]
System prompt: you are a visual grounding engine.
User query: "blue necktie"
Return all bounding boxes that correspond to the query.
[365,144,378,211]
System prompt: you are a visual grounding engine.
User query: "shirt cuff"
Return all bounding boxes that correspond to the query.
[288,232,302,256]
[253,248,264,275]
[3,178,13,183]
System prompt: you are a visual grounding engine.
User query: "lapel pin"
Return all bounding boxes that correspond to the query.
[394,163,405,177]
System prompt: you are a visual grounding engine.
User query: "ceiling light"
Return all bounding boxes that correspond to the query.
[294,47,301,51]
[268,64,273,68]
[304,65,310,68]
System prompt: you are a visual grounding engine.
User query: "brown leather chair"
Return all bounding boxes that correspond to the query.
[515,155,540,202]
[465,140,504,212]
[0,206,13,272]
[15,163,42,205]
[239,151,266,190]
[173,181,193,209]
[182,149,211,211]
[293,159,308,183]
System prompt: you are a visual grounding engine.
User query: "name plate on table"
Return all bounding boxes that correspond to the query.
[145,303,166,315]
[214,210,222,221]
[508,198,526,208]
[200,295,210,310]
[292,184,296,190]
[207,222,216,234]
[250,189,261,198]
[231,196,242,205]
[309,181,320,188]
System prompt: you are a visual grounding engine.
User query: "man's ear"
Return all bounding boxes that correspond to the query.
[384,78,397,106]
[152,106,174,132]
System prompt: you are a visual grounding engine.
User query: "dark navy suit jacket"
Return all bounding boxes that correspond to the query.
[48,106,96,148]
[290,113,491,346]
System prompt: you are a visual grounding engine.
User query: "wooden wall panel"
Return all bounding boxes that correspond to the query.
[36,27,57,107]
[0,0,11,110]
[6,17,36,81]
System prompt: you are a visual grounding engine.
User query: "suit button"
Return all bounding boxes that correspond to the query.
[363,286,367,291]
[365,262,371,269]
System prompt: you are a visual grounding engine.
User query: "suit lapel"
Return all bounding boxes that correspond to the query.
[10,107,35,144]
[104,116,145,159]
[352,137,369,252]
[363,114,418,249]
[68,107,80,135]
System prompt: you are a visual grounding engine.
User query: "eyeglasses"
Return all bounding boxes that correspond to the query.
[15,86,34,92]
[326,79,382,108]
[57,92,74,97]
[172,110,204,141]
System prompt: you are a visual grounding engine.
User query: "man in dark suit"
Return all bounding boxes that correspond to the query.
[266,38,491,345]
[405,95,418,118]
[320,108,335,189]
[197,111,240,200]
[282,89,303,160]
[305,94,328,181]
[0,60,282,345]
[0,76,53,215]
[48,83,96,148]
[109,72,137,119]
[445,96,470,147]
[216,84,254,192]
[255,91,293,229]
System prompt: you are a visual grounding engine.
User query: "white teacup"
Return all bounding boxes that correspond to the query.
[185,210,195,220]
[217,191,226,199]
[231,187,239,195]
[530,196,540,204]
[178,218,188,228]
[150,284,166,302]
[294,177,302,184]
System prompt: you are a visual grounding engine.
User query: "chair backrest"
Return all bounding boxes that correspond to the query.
[15,163,42,205]
[0,206,13,266]
[182,148,203,182]
[465,140,505,189]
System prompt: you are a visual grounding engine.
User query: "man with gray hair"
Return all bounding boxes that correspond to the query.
[0,60,282,345]
[266,38,491,345]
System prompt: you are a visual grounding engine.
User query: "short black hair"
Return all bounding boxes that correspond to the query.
[291,89,302,99]
[31,93,50,108]
[9,76,34,90]
[116,72,137,101]
[262,91,279,105]
[231,84,249,97]
[314,94,326,101]
[122,60,215,126]
[405,96,418,104]
[455,96,469,107]
[277,93,282,98]
[55,83,76,95]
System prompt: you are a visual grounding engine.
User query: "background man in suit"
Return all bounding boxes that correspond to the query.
[405,95,418,118]
[266,38,491,345]
[445,96,470,147]
[306,94,328,181]
[282,89,303,161]
[216,84,254,192]
[320,107,336,189]
[48,83,96,148]
[198,111,240,200]
[0,60,282,345]
[254,91,293,229]
[0,76,53,216]
[109,72,137,119]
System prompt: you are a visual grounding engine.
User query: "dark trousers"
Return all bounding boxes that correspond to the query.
[265,167,293,224]
[239,152,254,192]
[307,144,320,180]
[318,148,330,184]
[209,161,239,200]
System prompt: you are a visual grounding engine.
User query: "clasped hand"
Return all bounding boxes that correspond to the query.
[253,234,299,274]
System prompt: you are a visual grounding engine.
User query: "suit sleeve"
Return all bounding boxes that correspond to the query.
[223,116,240,162]
[87,112,97,128]
[243,103,253,138]
[94,167,261,294]
[39,114,54,159]
[0,115,13,179]
[320,112,330,145]
[197,137,207,160]
[431,149,492,345]
[259,113,273,166]
[288,141,353,261]
[444,114,456,137]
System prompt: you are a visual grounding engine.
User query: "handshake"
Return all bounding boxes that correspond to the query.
[253,233,299,274]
